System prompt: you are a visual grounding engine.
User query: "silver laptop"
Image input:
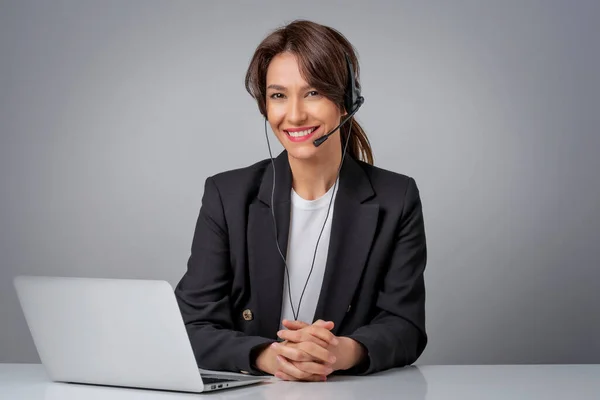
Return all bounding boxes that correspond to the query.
[13,275,268,393]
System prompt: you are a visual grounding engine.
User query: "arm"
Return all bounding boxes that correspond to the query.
[174,176,274,374]
[345,177,428,374]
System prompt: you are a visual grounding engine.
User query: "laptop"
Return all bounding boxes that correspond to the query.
[13,275,269,393]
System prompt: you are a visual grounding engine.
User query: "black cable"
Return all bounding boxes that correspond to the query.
[264,118,353,321]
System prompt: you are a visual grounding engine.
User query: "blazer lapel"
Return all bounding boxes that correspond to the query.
[313,156,379,334]
[247,151,292,338]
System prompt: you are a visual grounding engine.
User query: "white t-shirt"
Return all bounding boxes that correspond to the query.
[279,180,339,327]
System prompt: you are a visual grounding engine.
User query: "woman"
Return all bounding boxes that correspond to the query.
[174,19,427,382]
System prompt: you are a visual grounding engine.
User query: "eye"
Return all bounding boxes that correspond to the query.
[307,90,320,97]
[269,93,285,99]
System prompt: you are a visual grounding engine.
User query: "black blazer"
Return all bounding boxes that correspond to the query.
[174,150,427,375]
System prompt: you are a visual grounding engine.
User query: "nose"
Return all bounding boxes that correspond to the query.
[287,96,307,124]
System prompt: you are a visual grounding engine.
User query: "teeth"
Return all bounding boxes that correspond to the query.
[287,127,316,137]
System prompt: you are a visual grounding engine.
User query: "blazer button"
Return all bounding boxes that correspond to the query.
[347,305,352,312]
[242,309,254,321]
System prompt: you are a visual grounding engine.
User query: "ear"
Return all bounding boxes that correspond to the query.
[340,104,348,117]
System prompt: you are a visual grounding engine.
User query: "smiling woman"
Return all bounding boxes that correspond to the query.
[174,19,428,383]
[245,22,373,169]
[263,52,346,160]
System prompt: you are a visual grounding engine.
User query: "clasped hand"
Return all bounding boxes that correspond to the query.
[256,319,364,382]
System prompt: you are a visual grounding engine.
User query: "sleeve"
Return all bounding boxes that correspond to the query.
[174,176,274,374]
[345,177,428,375]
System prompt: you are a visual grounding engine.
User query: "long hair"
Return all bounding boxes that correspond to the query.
[244,19,374,165]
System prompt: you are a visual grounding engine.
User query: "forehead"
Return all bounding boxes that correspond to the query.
[266,52,308,86]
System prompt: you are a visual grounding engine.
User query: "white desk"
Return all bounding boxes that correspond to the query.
[1,363,598,399]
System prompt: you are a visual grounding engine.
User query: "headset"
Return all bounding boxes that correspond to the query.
[263,52,364,321]
[313,53,365,147]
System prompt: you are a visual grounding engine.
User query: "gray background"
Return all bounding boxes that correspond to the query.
[1,0,599,365]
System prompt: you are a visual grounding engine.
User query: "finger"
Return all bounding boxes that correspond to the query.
[280,324,338,346]
[274,370,296,381]
[290,360,334,377]
[271,342,312,362]
[312,319,335,330]
[298,341,337,364]
[277,329,330,348]
[274,370,324,382]
[276,355,324,381]
[306,325,339,345]
[282,319,310,330]
[278,325,338,347]
[283,341,336,365]
[282,319,334,329]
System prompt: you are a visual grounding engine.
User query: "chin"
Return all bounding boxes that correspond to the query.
[285,145,320,161]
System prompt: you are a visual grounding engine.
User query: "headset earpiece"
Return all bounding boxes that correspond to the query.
[344,53,363,115]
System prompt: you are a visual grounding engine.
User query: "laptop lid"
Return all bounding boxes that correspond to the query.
[14,275,209,393]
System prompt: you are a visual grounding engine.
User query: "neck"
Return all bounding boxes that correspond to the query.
[288,148,343,201]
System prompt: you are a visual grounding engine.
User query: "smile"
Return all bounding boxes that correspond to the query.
[284,126,319,142]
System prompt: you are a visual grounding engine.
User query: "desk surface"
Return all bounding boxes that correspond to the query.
[1,363,598,399]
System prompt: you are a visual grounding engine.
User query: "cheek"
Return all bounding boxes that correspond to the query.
[266,105,285,129]
[309,103,341,125]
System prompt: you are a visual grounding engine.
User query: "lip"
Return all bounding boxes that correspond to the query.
[283,126,320,142]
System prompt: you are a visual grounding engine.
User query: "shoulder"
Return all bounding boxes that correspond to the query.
[202,158,271,201]
[210,158,270,185]
[355,159,421,203]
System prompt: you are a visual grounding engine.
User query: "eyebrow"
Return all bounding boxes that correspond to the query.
[266,84,313,91]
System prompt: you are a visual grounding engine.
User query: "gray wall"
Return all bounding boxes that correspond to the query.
[1,0,599,365]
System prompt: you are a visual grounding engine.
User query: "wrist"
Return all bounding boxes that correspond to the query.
[254,343,277,375]
[352,339,367,366]
[335,337,367,370]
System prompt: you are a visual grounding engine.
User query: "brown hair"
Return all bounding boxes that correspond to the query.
[245,19,374,165]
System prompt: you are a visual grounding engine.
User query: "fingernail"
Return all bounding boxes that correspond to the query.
[271,342,278,348]
[329,355,336,363]
[332,338,339,346]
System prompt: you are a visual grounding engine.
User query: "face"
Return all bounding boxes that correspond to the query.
[265,52,344,161]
